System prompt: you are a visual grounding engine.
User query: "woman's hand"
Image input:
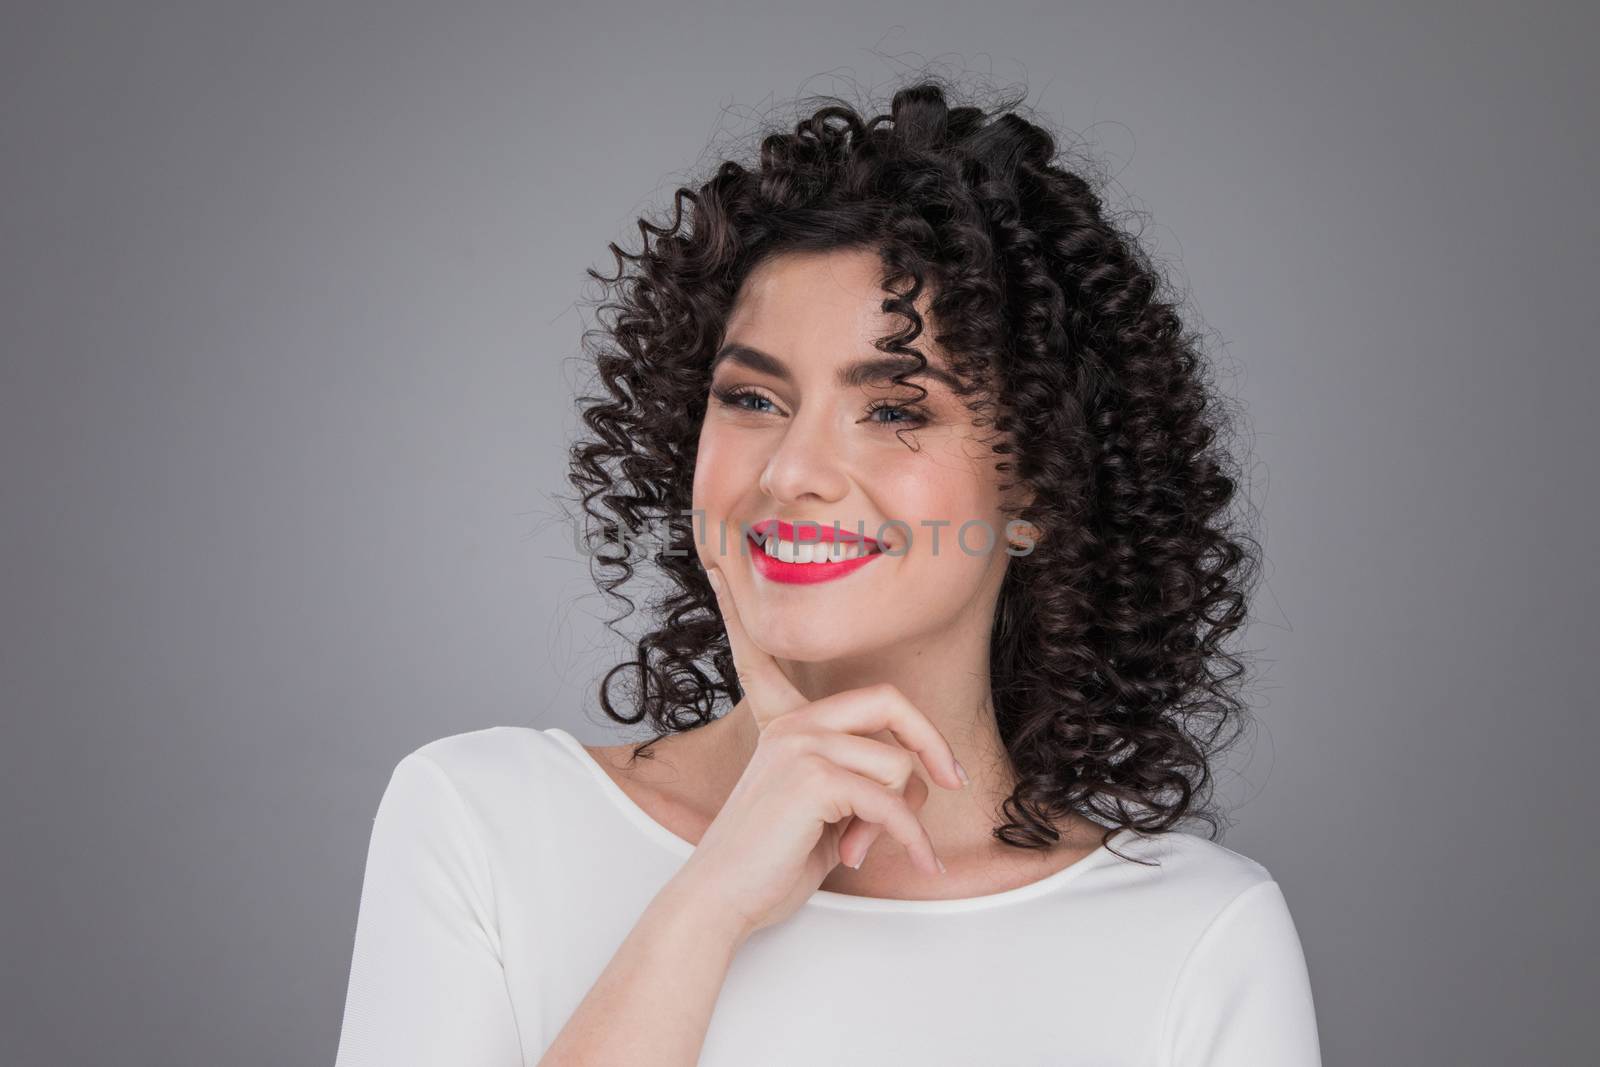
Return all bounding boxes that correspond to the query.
[675,563,968,936]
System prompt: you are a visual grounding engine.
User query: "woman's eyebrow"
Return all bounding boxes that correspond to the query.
[710,342,960,391]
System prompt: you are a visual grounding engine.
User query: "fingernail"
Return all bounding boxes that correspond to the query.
[848,856,863,870]
[707,570,721,593]
[954,760,970,787]
[936,855,948,874]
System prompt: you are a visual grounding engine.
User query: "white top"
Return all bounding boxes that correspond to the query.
[334,726,1322,1066]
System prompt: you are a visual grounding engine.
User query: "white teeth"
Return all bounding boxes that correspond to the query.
[760,536,876,563]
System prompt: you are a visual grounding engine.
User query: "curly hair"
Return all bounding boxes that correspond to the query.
[564,76,1264,858]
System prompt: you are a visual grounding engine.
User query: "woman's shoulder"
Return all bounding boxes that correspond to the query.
[402,723,577,777]
[1101,826,1285,924]
[379,724,598,828]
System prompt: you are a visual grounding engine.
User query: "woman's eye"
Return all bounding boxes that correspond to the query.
[864,401,929,427]
[713,386,776,413]
[712,385,928,428]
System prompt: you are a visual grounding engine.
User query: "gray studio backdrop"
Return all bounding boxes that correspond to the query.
[3,3,1594,1065]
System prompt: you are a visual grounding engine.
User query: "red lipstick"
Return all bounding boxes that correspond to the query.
[747,519,885,585]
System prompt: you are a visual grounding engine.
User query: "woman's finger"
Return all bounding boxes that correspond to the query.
[838,773,927,869]
[705,563,808,727]
[778,729,937,873]
[821,768,944,876]
[802,684,967,792]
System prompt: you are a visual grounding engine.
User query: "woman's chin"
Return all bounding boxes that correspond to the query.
[749,626,890,666]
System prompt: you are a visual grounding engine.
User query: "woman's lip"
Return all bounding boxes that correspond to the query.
[749,519,880,547]
[746,529,886,584]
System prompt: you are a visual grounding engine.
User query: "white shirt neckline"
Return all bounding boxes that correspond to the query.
[545,726,1130,914]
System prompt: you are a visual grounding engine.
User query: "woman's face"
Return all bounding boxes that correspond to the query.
[693,247,1028,663]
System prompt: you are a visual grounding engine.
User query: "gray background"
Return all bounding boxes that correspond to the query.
[3,2,1594,1064]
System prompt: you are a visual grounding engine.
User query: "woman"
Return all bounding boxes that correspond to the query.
[335,80,1321,1066]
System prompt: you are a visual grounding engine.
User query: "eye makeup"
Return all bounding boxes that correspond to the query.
[710,384,932,429]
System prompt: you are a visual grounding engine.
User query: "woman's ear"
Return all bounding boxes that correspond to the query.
[1004,482,1039,527]
[1001,485,1043,549]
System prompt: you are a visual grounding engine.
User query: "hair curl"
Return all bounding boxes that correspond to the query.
[565,76,1264,858]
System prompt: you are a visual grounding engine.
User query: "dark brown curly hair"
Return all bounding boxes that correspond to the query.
[564,76,1264,857]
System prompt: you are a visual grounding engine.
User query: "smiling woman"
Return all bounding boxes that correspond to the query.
[335,77,1321,1067]
[691,247,1037,660]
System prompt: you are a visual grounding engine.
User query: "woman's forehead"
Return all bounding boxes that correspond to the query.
[711,340,963,395]
[723,257,958,374]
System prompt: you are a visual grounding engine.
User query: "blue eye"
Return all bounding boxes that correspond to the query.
[711,385,929,429]
[863,399,930,427]
[713,386,776,413]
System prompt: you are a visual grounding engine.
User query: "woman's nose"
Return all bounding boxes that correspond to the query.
[757,406,850,505]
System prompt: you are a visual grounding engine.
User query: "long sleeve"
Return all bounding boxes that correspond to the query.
[334,749,525,1066]
[1158,879,1322,1067]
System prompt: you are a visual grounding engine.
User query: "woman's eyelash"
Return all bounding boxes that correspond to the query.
[712,385,776,414]
[861,397,930,427]
[711,385,929,428]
